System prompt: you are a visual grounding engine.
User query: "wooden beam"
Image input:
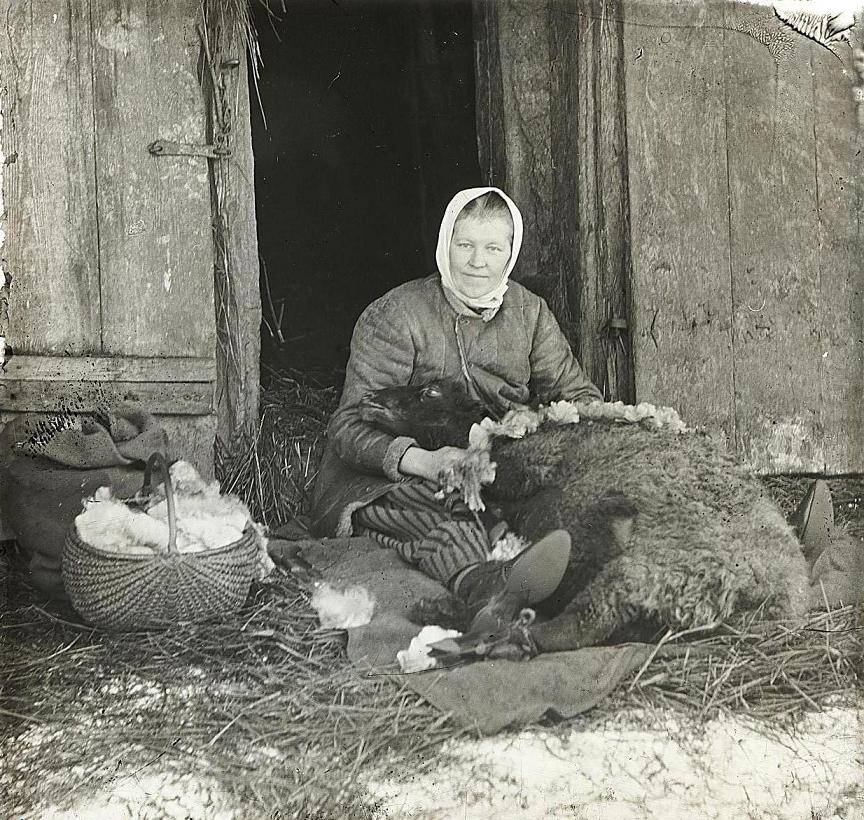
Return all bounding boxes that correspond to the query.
[473,0,507,187]
[210,19,262,442]
[549,0,634,402]
[0,381,214,415]
[497,0,553,284]
[3,356,216,383]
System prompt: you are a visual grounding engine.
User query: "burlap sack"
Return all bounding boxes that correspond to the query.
[1,456,145,600]
[0,407,171,601]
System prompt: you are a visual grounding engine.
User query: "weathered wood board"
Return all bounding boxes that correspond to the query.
[723,25,823,471]
[811,21,864,473]
[91,0,215,359]
[479,0,861,471]
[0,1,223,534]
[5,355,216,382]
[0,381,213,415]
[623,0,862,472]
[1,1,101,355]
[623,0,736,442]
[213,48,262,441]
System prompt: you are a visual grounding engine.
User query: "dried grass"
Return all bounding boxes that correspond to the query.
[214,369,338,530]
[1,376,862,816]
[615,604,862,725]
[1,564,461,818]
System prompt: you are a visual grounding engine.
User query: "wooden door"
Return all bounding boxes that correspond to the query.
[0,1,218,481]
[474,0,863,474]
[623,0,863,473]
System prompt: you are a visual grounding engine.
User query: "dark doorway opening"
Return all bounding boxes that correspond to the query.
[251,0,481,386]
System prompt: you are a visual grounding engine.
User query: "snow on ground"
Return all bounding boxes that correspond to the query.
[37,771,239,820]
[365,706,863,820]
[8,698,861,819]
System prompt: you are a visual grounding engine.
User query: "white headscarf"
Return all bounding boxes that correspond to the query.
[435,187,524,321]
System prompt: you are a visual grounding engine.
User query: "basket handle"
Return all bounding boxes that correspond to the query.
[142,451,177,555]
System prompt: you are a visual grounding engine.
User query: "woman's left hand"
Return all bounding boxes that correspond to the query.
[399,446,468,482]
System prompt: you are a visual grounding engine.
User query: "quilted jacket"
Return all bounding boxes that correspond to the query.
[309,274,602,536]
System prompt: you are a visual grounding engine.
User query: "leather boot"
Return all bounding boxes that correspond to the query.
[452,529,571,638]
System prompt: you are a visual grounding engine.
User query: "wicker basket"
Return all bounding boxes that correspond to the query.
[62,452,259,631]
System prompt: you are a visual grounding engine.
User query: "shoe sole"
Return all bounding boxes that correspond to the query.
[504,529,571,604]
[793,480,834,563]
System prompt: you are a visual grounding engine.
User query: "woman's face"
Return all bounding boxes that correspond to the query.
[448,214,513,298]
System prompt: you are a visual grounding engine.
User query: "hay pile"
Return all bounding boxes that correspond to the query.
[214,368,339,530]
[614,605,861,722]
[1,373,862,817]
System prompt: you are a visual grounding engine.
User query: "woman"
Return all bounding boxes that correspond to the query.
[310,187,605,631]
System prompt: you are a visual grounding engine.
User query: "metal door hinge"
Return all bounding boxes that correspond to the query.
[148,140,230,159]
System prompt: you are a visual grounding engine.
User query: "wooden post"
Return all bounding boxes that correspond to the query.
[203,2,262,444]
[474,0,634,401]
[473,0,509,191]
[549,0,634,402]
[472,0,554,290]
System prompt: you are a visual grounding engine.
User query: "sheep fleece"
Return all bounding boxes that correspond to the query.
[485,420,810,648]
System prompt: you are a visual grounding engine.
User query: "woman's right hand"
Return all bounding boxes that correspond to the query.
[399,446,468,482]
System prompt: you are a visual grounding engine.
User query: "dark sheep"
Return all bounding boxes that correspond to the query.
[357,381,811,652]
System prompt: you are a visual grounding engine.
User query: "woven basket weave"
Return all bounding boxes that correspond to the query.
[62,452,259,631]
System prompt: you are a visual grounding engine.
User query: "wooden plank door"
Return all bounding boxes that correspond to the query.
[623,0,735,444]
[1,1,218,479]
[624,0,863,472]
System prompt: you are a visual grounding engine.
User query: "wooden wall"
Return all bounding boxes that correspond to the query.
[475,0,863,473]
[0,0,262,491]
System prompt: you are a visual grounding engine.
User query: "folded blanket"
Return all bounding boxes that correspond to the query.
[290,535,652,734]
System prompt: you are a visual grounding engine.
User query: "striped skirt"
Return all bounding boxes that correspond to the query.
[353,479,491,585]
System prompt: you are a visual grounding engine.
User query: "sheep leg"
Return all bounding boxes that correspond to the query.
[529,601,630,653]
[529,556,648,652]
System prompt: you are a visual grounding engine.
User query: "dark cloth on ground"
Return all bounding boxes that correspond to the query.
[353,478,491,584]
[282,532,651,734]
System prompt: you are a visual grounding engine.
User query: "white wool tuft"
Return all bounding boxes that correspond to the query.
[74,460,272,573]
[165,460,222,497]
[490,531,529,562]
[75,498,166,555]
[310,583,376,629]
[146,496,247,551]
[397,625,462,674]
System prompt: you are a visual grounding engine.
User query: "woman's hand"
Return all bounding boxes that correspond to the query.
[399,446,468,482]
